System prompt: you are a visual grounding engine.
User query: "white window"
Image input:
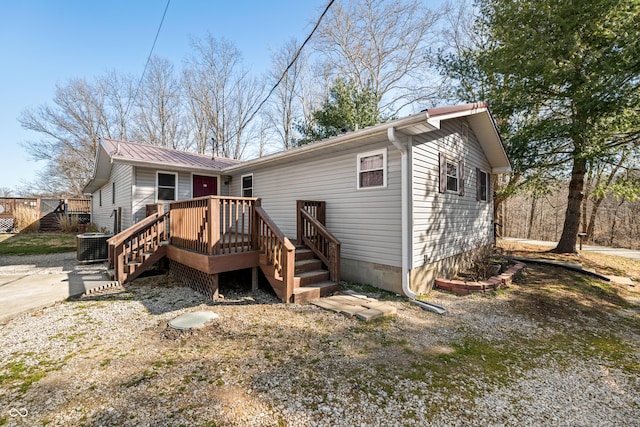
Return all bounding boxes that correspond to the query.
[157,172,177,201]
[357,149,386,189]
[439,153,464,196]
[241,174,253,197]
[446,160,459,192]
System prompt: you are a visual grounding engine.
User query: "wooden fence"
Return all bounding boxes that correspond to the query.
[0,197,91,233]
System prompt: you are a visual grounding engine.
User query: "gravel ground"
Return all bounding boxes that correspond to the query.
[1,257,639,426]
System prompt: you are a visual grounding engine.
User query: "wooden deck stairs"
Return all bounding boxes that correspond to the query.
[107,197,340,304]
[260,245,339,303]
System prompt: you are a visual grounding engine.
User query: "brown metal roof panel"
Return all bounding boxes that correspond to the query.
[100,138,240,169]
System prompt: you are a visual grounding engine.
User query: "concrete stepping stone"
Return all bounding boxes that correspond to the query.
[168,311,220,330]
[311,293,396,321]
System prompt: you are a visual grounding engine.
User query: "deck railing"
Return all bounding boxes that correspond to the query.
[255,203,296,302]
[107,211,169,283]
[297,200,340,282]
[169,196,256,255]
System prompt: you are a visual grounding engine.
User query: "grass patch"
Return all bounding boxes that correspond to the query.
[0,358,57,395]
[0,233,77,255]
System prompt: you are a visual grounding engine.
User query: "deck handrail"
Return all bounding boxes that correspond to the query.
[254,204,295,302]
[298,203,341,282]
[107,211,169,283]
[169,196,257,255]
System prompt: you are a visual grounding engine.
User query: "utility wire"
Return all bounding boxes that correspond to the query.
[225,0,335,145]
[124,0,171,119]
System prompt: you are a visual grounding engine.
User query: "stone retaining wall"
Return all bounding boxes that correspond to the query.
[435,262,526,295]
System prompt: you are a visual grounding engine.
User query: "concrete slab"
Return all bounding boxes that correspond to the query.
[0,255,114,324]
[168,311,220,330]
[355,308,384,321]
[338,305,368,317]
[311,294,397,321]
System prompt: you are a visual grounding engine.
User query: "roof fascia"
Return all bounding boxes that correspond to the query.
[222,112,432,173]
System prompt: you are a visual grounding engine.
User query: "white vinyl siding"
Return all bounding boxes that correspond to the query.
[229,140,402,267]
[132,168,194,223]
[90,162,133,233]
[411,119,493,268]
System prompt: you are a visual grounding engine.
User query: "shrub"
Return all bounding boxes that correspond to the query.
[14,205,39,233]
[56,214,79,233]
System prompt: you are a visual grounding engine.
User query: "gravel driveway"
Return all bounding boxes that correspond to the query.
[0,259,639,426]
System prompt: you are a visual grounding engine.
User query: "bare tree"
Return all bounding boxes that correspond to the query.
[132,56,184,149]
[184,35,264,159]
[19,78,108,195]
[99,70,135,141]
[313,0,444,115]
[182,67,211,154]
[265,39,308,150]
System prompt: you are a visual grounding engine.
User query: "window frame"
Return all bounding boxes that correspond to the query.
[356,148,387,190]
[156,171,178,202]
[241,173,253,197]
[477,168,490,202]
[439,153,465,196]
[445,159,459,193]
[112,182,116,204]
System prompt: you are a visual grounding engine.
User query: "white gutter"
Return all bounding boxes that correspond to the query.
[387,127,447,315]
[387,127,414,299]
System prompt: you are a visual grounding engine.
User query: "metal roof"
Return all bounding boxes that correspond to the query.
[101,138,240,170]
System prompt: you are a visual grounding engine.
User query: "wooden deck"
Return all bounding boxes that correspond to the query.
[108,197,341,303]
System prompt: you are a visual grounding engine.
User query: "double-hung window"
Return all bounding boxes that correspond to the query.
[241,174,253,197]
[357,149,386,189]
[439,153,464,196]
[157,172,177,201]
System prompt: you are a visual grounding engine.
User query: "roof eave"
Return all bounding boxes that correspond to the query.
[222,111,434,173]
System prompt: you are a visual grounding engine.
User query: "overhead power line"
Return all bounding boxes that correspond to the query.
[124,0,172,119]
[228,0,335,145]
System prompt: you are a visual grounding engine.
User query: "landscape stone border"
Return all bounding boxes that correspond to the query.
[435,262,526,295]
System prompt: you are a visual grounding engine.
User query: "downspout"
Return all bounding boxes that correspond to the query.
[386,127,413,299]
[387,127,446,315]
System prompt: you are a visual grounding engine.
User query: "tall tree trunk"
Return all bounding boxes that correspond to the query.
[526,195,537,239]
[554,156,587,253]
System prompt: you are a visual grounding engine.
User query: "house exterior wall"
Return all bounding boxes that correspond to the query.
[229,139,404,293]
[132,168,199,223]
[409,118,494,294]
[90,162,133,233]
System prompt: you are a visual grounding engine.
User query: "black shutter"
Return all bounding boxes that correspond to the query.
[476,168,482,201]
[458,160,465,196]
[439,153,446,193]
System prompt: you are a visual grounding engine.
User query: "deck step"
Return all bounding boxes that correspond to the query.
[295,248,315,261]
[293,281,339,303]
[295,258,322,274]
[297,269,330,286]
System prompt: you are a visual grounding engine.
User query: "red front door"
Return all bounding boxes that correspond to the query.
[193,175,218,197]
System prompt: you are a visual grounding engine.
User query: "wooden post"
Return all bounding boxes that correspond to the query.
[252,199,261,250]
[282,241,295,303]
[209,197,220,255]
[251,266,258,292]
[296,200,303,244]
[211,273,219,299]
[317,201,326,226]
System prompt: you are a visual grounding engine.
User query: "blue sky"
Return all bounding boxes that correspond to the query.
[0,0,323,191]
